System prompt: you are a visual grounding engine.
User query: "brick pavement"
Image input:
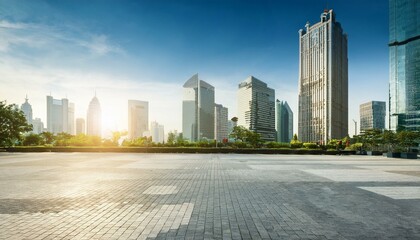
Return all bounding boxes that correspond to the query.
[0,153,420,239]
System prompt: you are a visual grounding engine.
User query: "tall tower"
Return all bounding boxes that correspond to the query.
[86,96,102,137]
[214,104,228,142]
[128,100,149,139]
[389,0,419,131]
[237,76,276,142]
[182,74,215,141]
[298,9,348,143]
[276,100,293,143]
[46,95,69,134]
[20,95,33,125]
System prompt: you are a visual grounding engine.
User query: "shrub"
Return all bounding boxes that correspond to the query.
[265,142,291,148]
[303,142,318,149]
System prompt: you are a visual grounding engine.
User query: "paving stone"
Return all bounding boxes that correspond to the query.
[0,153,420,239]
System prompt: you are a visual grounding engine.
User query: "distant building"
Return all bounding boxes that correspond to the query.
[360,101,386,131]
[46,95,69,134]
[237,76,276,142]
[128,100,149,139]
[214,104,228,142]
[389,0,420,131]
[76,118,85,135]
[276,100,293,143]
[298,9,348,143]
[20,96,33,125]
[32,118,44,134]
[151,121,165,143]
[86,96,102,137]
[182,74,215,141]
[68,103,75,135]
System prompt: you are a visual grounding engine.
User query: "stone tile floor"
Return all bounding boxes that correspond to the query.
[0,153,420,239]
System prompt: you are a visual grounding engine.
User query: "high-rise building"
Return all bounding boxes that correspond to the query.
[32,118,44,134]
[20,96,33,125]
[360,101,386,131]
[76,118,85,135]
[214,104,228,142]
[150,121,165,143]
[68,103,75,135]
[389,0,419,131]
[276,100,293,143]
[237,76,276,142]
[182,74,215,141]
[128,100,149,139]
[46,95,69,134]
[86,96,102,137]
[298,9,348,143]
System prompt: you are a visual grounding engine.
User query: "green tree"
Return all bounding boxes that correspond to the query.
[0,101,32,147]
[397,130,420,152]
[383,130,398,152]
[167,132,176,145]
[22,133,42,146]
[229,126,248,142]
[290,134,303,148]
[40,132,55,145]
[111,131,127,146]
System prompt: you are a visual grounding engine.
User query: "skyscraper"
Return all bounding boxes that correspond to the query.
[276,100,293,143]
[298,9,348,143]
[46,95,69,134]
[389,0,419,131]
[86,96,102,137]
[32,118,44,134]
[128,100,149,139]
[150,121,164,143]
[214,104,228,142]
[76,118,85,135]
[68,103,75,135]
[360,101,386,132]
[182,74,215,141]
[237,76,276,142]
[20,96,33,125]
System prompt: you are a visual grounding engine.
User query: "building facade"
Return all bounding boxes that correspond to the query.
[76,118,85,135]
[298,9,348,143]
[276,100,293,143]
[360,101,386,131]
[151,121,165,143]
[20,96,33,125]
[86,96,101,137]
[237,76,276,142]
[182,74,215,141]
[68,103,75,135]
[128,100,149,139]
[389,0,420,131]
[46,95,69,134]
[32,118,44,134]
[214,104,228,142]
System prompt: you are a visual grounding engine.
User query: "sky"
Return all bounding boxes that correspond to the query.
[0,0,389,137]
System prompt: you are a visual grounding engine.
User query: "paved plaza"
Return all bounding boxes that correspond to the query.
[1,153,420,239]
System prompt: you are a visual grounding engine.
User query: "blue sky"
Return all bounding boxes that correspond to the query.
[0,0,389,136]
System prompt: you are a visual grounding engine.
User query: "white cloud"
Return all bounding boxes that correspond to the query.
[78,34,123,56]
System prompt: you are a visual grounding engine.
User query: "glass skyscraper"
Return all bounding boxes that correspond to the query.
[389,0,420,131]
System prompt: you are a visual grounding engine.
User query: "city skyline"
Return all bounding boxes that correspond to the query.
[0,1,389,136]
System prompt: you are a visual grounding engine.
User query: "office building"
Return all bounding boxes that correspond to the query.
[276,100,293,142]
[46,95,69,134]
[214,104,228,142]
[20,96,33,125]
[128,100,149,139]
[237,76,276,142]
[68,103,75,135]
[389,0,420,131]
[76,118,85,135]
[298,9,348,143]
[360,101,386,131]
[86,96,102,137]
[32,118,44,134]
[182,74,215,141]
[151,121,165,143]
